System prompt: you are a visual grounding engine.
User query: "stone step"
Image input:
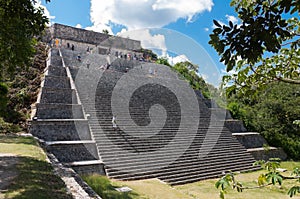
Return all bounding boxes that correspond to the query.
[93,137,239,150]
[98,143,245,159]
[224,119,247,133]
[43,75,71,89]
[47,65,67,76]
[50,50,63,67]
[29,120,91,141]
[46,142,99,163]
[35,103,84,119]
[247,147,287,161]
[103,151,252,171]
[40,87,78,104]
[232,132,268,148]
[69,161,106,175]
[46,140,96,145]
[107,159,257,182]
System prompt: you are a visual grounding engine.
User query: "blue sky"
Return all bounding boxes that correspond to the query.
[40,0,239,86]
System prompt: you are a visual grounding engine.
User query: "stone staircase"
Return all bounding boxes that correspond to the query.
[30,48,105,175]
[201,99,287,161]
[60,48,260,185]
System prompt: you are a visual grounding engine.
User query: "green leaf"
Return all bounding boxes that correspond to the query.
[213,28,223,34]
[213,19,222,27]
[258,174,267,186]
[288,186,300,197]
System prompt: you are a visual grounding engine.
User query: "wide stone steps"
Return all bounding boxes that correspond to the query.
[97,146,249,163]
[61,47,259,184]
[102,150,252,171]
[107,156,256,178]
[95,141,245,155]
[92,136,239,148]
[107,158,256,184]
[103,147,251,166]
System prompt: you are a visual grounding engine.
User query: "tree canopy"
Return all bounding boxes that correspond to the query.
[209,0,300,96]
[0,0,48,80]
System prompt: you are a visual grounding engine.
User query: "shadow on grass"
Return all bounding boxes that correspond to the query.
[0,135,37,146]
[5,156,72,199]
[82,174,140,199]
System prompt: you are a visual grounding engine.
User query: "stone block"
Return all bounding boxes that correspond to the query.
[40,88,77,104]
[35,103,84,119]
[30,120,91,141]
[43,76,71,89]
[47,142,99,163]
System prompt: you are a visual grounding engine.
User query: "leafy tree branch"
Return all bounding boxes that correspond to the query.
[209,0,300,96]
[215,159,300,198]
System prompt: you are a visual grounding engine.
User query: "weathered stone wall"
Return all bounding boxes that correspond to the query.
[52,23,141,51]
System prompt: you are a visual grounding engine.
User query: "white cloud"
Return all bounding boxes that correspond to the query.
[225,14,238,24]
[119,29,167,55]
[167,54,190,65]
[89,0,214,31]
[75,24,82,29]
[34,0,55,26]
[204,27,209,32]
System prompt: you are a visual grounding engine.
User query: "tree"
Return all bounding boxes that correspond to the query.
[209,0,300,96]
[102,29,109,35]
[0,0,48,80]
[215,159,300,198]
[227,82,300,160]
[156,57,171,67]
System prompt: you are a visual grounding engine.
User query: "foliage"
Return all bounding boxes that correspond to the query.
[156,57,171,67]
[82,174,140,199]
[156,59,217,98]
[209,0,300,96]
[0,42,48,132]
[0,0,48,80]
[102,29,109,35]
[138,48,158,61]
[0,117,21,133]
[215,159,300,198]
[227,82,300,160]
[0,82,8,112]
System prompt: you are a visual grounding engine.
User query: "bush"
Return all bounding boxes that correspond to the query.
[0,117,21,133]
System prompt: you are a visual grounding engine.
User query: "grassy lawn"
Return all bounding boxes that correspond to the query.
[0,134,72,199]
[3,134,298,199]
[176,162,300,199]
[84,161,300,199]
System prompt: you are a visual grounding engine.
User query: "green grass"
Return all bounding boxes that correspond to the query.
[0,134,72,199]
[3,134,298,199]
[83,161,300,199]
[82,174,143,199]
